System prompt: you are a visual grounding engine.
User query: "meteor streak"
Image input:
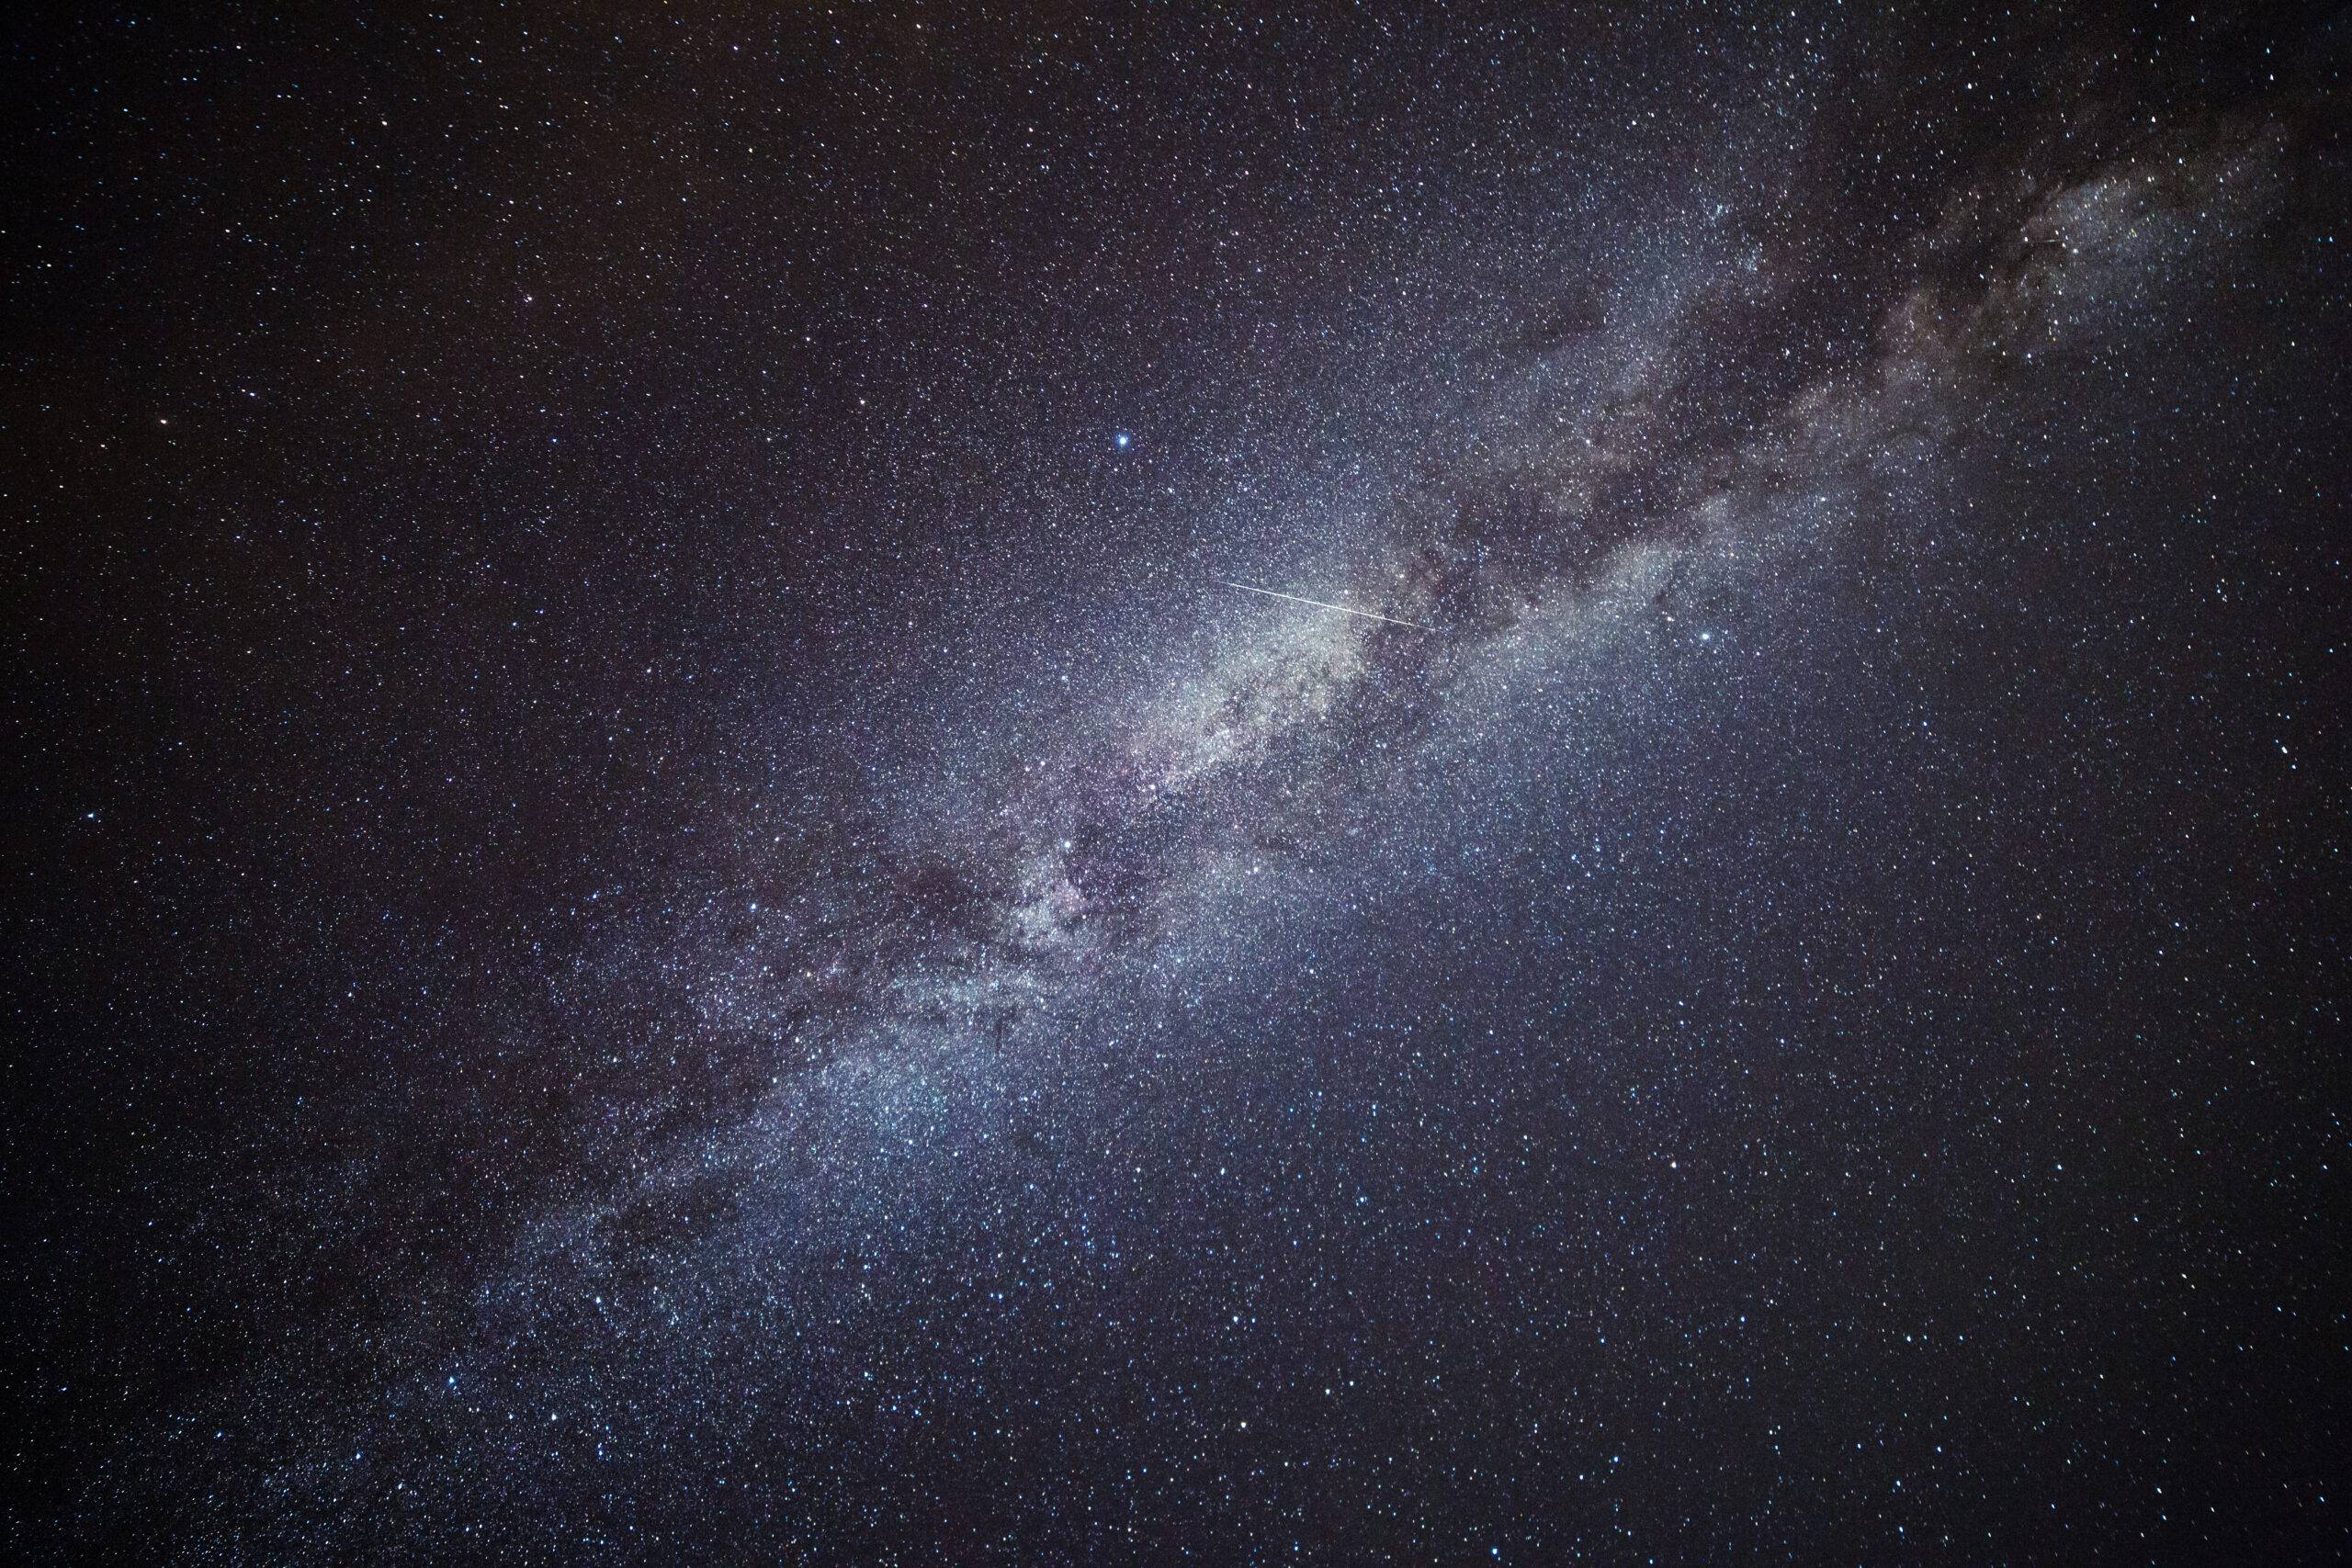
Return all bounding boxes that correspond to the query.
[1217,580,1430,630]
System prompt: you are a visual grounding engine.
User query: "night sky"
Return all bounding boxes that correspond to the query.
[8,4,2350,1562]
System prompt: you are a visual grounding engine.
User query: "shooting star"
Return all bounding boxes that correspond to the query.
[1218,580,1431,631]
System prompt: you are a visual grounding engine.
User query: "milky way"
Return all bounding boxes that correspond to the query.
[10,6,2348,1561]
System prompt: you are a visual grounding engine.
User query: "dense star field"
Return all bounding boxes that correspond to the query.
[6,4,2348,1561]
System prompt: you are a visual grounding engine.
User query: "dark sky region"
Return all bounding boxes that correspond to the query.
[6,3,2348,1562]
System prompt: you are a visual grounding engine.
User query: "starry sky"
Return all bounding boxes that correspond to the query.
[7,4,2349,1562]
